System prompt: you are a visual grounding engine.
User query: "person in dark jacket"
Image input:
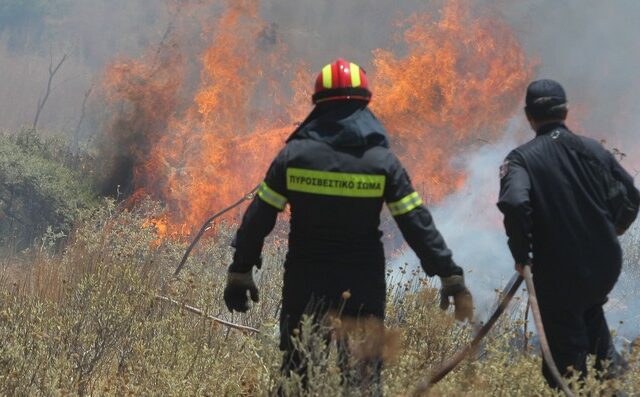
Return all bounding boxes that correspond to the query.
[223,59,474,393]
[498,79,640,389]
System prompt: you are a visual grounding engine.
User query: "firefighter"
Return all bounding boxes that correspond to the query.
[223,59,473,393]
[498,79,640,389]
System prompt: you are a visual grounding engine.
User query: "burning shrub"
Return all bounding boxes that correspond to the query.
[96,43,184,198]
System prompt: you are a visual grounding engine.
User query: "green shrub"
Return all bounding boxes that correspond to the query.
[0,129,96,249]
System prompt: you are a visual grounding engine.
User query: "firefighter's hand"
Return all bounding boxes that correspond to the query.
[224,270,259,313]
[439,274,474,322]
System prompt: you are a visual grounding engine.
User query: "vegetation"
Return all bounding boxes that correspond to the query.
[0,198,638,396]
[0,129,96,249]
[0,128,637,396]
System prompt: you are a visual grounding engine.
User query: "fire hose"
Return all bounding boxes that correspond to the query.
[412,267,575,397]
[522,265,575,397]
[156,185,261,334]
[412,272,523,396]
[173,184,260,277]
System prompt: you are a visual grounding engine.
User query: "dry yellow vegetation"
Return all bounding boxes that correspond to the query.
[1,200,638,396]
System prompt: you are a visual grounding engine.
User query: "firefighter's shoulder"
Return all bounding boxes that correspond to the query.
[578,134,613,163]
[500,148,527,180]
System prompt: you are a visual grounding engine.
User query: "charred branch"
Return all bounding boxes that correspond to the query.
[72,85,94,152]
[33,48,68,130]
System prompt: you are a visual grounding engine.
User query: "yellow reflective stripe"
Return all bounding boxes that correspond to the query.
[322,64,333,89]
[350,63,361,87]
[388,192,423,216]
[287,168,385,198]
[257,182,287,210]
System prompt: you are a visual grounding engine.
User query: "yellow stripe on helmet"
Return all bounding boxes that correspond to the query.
[350,63,361,87]
[322,64,333,89]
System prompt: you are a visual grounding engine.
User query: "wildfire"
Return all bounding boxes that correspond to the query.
[372,0,530,202]
[100,0,532,237]
[99,38,184,198]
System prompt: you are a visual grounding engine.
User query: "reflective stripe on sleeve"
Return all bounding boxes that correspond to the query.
[257,182,287,211]
[387,192,423,216]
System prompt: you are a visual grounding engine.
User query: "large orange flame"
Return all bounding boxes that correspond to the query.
[372,1,530,202]
[101,0,532,237]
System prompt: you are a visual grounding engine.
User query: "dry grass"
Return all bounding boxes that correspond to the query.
[0,200,638,396]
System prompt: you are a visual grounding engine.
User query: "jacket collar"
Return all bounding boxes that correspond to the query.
[536,121,567,136]
[287,102,390,148]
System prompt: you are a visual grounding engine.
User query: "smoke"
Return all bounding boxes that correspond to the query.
[3,0,640,154]
[96,42,184,197]
[391,120,527,314]
[260,0,427,70]
[610,222,640,342]
[498,0,640,165]
[430,122,524,307]
[0,0,171,133]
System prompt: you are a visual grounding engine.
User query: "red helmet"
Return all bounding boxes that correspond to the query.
[312,58,372,104]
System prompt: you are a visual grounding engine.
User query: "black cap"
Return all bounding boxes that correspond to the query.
[525,79,567,108]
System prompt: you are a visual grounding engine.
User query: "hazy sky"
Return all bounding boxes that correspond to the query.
[2,0,639,150]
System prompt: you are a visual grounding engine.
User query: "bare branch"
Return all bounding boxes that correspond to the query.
[155,295,260,334]
[72,84,94,151]
[33,48,69,130]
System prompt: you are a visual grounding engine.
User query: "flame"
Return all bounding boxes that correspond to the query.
[100,0,532,237]
[142,217,169,246]
[371,0,530,202]
[99,39,184,198]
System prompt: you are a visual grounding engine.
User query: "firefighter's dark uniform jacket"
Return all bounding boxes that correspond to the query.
[231,102,462,348]
[498,122,640,309]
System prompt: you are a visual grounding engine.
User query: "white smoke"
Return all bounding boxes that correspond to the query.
[608,221,640,343]
[430,122,522,313]
[393,117,640,343]
[390,119,525,315]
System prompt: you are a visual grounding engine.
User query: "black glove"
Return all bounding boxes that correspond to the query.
[224,270,259,313]
[439,274,474,322]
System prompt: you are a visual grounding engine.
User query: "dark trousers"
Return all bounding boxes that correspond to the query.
[277,263,386,395]
[280,335,383,396]
[539,302,627,389]
[278,300,384,396]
